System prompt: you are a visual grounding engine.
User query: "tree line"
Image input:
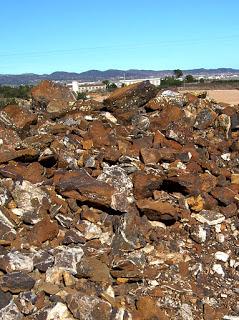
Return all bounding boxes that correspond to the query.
[0,85,32,99]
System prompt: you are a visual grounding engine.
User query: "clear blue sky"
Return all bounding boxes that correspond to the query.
[0,0,239,74]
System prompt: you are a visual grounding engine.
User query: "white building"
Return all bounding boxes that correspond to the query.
[68,81,106,93]
[117,77,161,87]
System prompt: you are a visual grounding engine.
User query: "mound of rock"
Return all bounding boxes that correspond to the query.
[0,81,238,319]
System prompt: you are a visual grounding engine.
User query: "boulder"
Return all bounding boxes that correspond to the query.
[0,104,37,131]
[103,81,158,112]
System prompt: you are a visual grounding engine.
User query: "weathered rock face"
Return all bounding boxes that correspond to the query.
[0,290,23,320]
[103,80,158,115]
[27,217,59,246]
[66,292,112,319]
[0,208,16,242]
[55,169,116,209]
[31,80,76,104]
[0,104,37,131]
[76,256,111,283]
[0,85,238,319]
[0,125,21,151]
[0,272,35,293]
[136,198,181,222]
[31,80,76,113]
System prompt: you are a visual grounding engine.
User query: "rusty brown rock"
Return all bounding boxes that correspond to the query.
[165,172,217,195]
[194,108,217,129]
[76,256,111,283]
[31,80,75,105]
[136,198,180,222]
[104,81,158,112]
[55,169,115,208]
[140,147,161,165]
[0,162,45,184]
[132,171,162,200]
[74,99,103,112]
[211,185,239,205]
[88,121,111,146]
[27,217,59,246]
[135,296,169,320]
[0,104,37,130]
[154,105,184,130]
[0,208,16,242]
[66,292,112,319]
[153,130,182,150]
[0,80,238,319]
[0,125,21,150]
[0,148,39,164]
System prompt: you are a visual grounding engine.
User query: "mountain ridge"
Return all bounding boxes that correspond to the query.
[1,68,239,85]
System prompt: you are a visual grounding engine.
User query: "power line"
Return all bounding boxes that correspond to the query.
[0,34,238,58]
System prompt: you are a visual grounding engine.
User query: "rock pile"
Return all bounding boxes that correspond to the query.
[0,80,238,319]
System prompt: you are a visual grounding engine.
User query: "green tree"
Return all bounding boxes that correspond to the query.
[0,85,32,99]
[107,83,117,91]
[102,80,117,91]
[160,76,182,88]
[102,80,110,87]
[77,91,87,100]
[173,69,183,79]
[184,74,195,83]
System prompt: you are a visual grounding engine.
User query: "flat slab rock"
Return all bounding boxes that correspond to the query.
[103,80,158,111]
[0,272,35,293]
[55,169,115,208]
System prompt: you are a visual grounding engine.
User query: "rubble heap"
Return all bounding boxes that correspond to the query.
[0,80,238,320]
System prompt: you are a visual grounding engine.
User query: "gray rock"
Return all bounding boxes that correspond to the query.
[97,164,134,212]
[66,292,112,320]
[0,272,36,293]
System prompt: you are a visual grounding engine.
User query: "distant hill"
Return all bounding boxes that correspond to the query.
[0,68,239,85]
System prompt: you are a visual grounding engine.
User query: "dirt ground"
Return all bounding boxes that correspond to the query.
[207,89,239,105]
[180,89,239,105]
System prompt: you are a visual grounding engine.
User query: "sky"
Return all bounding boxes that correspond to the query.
[0,0,239,74]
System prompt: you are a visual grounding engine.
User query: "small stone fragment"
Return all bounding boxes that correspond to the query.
[192,210,225,225]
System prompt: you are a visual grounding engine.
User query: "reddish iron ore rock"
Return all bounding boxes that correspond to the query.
[134,296,169,320]
[54,169,115,208]
[88,120,111,146]
[0,125,21,150]
[76,256,111,283]
[0,208,16,242]
[165,172,217,195]
[194,108,217,129]
[103,80,158,111]
[0,83,238,319]
[136,198,180,222]
[0,162,45,184]
[0,148,38,164]
[31,80,76,105]
[211,185,239,205]
[132,171,163,200]
[0,104,37,131]
[27,217,59,246]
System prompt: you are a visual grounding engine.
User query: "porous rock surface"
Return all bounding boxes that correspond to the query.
[0,81,238,319]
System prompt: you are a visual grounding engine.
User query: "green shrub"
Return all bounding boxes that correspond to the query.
[77,92,87,100]
[0,85,32,99]
[159,77,182,88]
